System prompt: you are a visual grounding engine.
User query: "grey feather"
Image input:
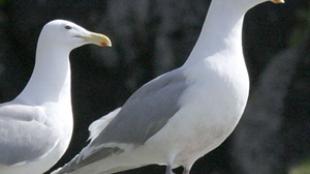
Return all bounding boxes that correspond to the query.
[0,103,58,165]
[91,68,187,146]
[53,69,188,174]
[55,147,123,174]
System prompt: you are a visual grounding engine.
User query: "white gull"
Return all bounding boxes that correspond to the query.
[53,0,284,174]
[0,19,111,174]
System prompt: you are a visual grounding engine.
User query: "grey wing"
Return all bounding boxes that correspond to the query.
[0,104,59,165]
[92,68,187,146]
[51,69,188,174]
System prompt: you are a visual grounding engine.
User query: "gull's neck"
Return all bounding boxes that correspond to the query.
[17,37,72,105]
[185,0,249,65]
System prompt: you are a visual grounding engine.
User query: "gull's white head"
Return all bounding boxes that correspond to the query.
[39,19,112,50]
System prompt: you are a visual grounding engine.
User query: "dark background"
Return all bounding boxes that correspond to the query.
[0,0,309,174]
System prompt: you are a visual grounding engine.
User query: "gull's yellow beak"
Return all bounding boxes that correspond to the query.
[271,0,285,4]
[83,32,112,47]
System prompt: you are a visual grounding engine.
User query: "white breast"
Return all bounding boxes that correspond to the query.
[145,53,249,167]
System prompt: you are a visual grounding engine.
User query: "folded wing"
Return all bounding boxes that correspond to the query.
[0,103,59,166]
[53,69,188,174]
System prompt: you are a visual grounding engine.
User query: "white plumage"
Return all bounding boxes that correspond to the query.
[53,0,284,174]
[0,20,111,174]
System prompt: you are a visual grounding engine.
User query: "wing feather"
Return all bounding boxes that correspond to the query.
[0,103,59,166]
[92,69,187,146]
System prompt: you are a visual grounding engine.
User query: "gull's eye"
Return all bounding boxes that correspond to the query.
[65,25,72,30]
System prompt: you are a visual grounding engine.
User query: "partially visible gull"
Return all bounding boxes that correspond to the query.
[53,0,285,174]
[0,19,111,174]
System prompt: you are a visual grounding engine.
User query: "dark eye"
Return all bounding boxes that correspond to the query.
[65,25,72,30]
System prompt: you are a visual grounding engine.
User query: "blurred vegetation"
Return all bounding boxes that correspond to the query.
[287,3,310,173]
[286,3,310,173]
[290,160,310,174]
[287,28,310,172]
[0,0,8,6]
[289,1,310,46]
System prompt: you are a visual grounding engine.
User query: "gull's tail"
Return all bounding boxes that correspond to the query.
[50,146,141,174]
[51,108,123,174]
[51,145,126,174]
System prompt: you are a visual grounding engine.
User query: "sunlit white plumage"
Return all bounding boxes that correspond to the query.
[0,19,111,174]
[53,0,284,174]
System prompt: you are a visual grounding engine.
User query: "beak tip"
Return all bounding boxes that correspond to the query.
[101,41,112,47]
[101,36,112,47]
[87,32,112,48]
[271,0,285,4]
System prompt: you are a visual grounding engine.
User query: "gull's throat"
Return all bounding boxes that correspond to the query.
[185,0,247,64]
[17,36,72,105]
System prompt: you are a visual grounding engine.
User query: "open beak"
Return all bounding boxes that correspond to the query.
[271,0,285,4]
[83,32,112,47]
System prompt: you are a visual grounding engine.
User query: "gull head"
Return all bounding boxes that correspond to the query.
[39,19,112,50]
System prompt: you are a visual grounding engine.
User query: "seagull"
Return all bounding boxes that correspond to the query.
[53,0,285,174]
[0,19,111,174]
